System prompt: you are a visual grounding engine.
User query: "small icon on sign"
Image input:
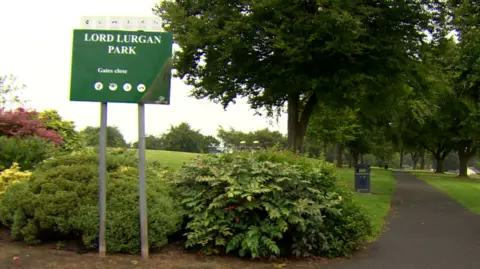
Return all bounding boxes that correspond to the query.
[109,83,118,91]
[155,96,168,104]
[123,83,132,92]
[94,82,103,91]
[137,84,146,92]
[85,20,90,25]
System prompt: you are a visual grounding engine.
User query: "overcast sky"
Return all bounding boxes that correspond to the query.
[0,0,288,143]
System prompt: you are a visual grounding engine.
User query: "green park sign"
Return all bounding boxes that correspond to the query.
[69,29,172,104]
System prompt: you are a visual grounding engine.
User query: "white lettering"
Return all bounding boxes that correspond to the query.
[108,45,136,55]
[97,68,113,73]
[114,68,128,74]
[85,33,114,42]
[115,34,162,44]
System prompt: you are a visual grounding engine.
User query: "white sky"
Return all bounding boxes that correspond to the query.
[0,0,287,143]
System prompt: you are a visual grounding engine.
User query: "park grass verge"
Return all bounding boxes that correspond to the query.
[145,149,199,169]
[336,168,396,241]
[411,171,480,215]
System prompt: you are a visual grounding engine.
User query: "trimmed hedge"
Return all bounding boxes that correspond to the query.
[0,150,182,254]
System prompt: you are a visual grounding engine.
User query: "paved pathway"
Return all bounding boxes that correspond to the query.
[322,172,480,269]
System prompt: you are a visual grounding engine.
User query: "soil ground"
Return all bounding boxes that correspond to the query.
[1,172,479,268]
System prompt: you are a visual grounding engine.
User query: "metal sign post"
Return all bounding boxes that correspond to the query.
[137,103,148,258]
[98,102,107,256]
[70,16,172,259]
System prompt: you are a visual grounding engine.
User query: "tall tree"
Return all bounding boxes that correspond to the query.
[159,122,219,153]
[450,0,480,176]
[132,135,164,150]
[306,103,359,166]
[80,126,128,148]
[217,126,286,150]
[155,0,438,151]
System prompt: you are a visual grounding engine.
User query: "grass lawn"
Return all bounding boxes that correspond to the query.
[336,168,396,240]
[411,170,480,215]
[145,149,199,169]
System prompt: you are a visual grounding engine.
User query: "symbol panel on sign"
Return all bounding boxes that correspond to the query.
[123,83,132,92]
[137,84,146,92]
[109,83,118,91]
[94,82,103,90]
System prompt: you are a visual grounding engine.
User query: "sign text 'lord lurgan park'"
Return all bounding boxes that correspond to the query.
[69,29,173,104]
[83,32,163,55]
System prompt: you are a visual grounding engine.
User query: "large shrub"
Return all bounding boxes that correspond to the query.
[0,150,182,253]
[0,136,57,171]
[176,149,372,258]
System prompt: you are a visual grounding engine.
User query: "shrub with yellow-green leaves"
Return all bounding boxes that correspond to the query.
[0,162,31,196]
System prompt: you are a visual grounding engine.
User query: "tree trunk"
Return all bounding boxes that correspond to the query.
[287,93,299,151]
[458,153,469,177]
[287,93,318,153]
[424,146,452,174]
[399,147,404,169]
[348,153,352,168]
[434,155,444,173]
[335,143,343,168]
[458,147,477,178]
[322,142,327,156]
[411,152,419,170]
[420,149,425,170]
[360,154,364,164]
[352,152,359,167]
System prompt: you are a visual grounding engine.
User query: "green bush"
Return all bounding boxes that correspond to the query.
[0,136,57,171]
[0,150,182,254]
[0,163,32,196]
[176,149,372,258]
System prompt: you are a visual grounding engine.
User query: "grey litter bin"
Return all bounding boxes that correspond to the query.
[354,164,371,193]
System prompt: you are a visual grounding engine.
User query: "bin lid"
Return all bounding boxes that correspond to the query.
[354,163,370,173]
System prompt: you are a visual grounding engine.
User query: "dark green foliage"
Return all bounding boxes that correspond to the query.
[0,150,182,254]
[217,127,287,151]
[135,122,219,153]
[0,136,57,171]
[80,125,128,148]
[37,110,82,152]
[175,149,372,258]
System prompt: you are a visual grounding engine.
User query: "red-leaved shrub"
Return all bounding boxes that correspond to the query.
[0,107,62,145]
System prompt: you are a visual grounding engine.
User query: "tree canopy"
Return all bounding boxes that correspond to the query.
[80,126,128,148]
[155,0,445,151]
[134,122,220,153]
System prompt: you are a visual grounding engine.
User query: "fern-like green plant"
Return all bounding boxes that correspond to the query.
[175,148,372,258]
